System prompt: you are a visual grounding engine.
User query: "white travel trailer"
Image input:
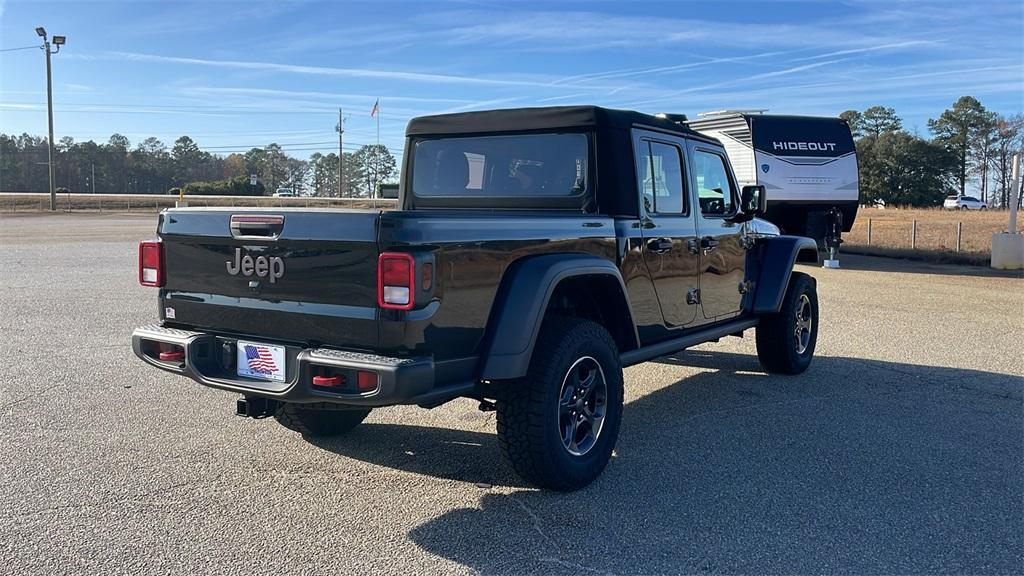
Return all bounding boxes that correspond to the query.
[687,110,859,238]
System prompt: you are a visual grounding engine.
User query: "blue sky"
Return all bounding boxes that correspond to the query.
[1,0,1021,162]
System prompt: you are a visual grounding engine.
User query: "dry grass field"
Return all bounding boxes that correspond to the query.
[845,207,1021,254]
[3,193,1018,264]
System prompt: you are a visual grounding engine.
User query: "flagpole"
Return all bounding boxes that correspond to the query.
[376,99,380,199]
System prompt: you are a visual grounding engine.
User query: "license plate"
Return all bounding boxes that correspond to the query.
[236,341,286,382]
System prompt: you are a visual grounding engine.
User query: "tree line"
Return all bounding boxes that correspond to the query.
[2,95,1021,204]
[0,133,398,197]
[841,96,1023,208]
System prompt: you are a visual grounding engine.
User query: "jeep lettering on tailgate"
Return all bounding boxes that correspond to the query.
[226,248,285,283]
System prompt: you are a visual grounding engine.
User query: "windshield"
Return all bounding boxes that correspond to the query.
[412,133,589,198]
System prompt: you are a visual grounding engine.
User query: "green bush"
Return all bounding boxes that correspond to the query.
[182,177,265,196]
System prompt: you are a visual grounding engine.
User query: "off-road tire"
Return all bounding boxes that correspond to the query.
[274,402,371,437]
[756,271,818,375]
[495,317,624,491]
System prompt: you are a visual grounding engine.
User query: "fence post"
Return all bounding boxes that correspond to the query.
[867,218,872,245]
[956,222,962,252]
[911,220,917,249]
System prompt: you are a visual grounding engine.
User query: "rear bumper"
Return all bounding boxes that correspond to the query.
[131,324,475,407]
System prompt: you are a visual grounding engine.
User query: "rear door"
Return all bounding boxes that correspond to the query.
[689,144,746,320]
[158,209,381,347]
[634,130,700,329]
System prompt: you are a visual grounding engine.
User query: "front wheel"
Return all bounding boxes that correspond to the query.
[495,318,624,491]
[756,272,818,375]
[274,403,371,437]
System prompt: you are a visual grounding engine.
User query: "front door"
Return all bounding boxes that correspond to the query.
[634,133,700,329]
[690,146,746,320]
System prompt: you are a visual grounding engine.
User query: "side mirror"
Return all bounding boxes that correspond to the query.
[740,185,766,216]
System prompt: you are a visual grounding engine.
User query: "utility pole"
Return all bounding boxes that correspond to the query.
[91,163,95,194]
[36,27,66,211]
[336,108,345,197]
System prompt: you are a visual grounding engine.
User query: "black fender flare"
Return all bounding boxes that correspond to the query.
[752,236,819,314]
[479,254,639,381]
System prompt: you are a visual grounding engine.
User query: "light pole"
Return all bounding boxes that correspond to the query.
[36,26,66,211]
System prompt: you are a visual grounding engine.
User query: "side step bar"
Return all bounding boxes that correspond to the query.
[619,318,758,367]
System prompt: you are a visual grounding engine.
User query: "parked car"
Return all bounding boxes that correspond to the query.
[132,106,820,491]
[273,188,296,198]
[944,195,987,210]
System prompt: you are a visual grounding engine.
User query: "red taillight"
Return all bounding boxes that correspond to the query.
[357,370,379,391]
[139,240,164,287]
[377,252,415,310]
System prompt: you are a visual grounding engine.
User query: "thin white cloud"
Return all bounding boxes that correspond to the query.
[554,51,790,86]
[83,51,565,89]
[788,40,933,62]
[181,86,474,105]
[624,58,853,107]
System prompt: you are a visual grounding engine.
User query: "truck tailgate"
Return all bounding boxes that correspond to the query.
[157,209,379,348]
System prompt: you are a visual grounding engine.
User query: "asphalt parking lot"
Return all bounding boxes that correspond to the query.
[2,212,1022,575]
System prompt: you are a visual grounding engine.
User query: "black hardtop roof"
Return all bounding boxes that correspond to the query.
[406,105,705,137]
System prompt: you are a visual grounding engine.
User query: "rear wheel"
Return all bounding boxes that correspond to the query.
[756,272,818,375]
[495,318,623,491]
[274,402,371,437]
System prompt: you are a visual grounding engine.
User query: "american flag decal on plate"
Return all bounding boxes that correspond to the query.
[244,345,278,374]
[236,340,286,382]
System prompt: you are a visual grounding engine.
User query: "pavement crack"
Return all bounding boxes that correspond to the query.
[0,385,61,414]
[509,494,557,549]
[508,495,614,575]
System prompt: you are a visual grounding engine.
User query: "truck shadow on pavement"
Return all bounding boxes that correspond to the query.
[313,351,1023,573]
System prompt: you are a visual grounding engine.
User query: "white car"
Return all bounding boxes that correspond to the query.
[944,195,987,211]
[273,188,296,198]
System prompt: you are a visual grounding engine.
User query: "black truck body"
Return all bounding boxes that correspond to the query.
[133,106,820,490]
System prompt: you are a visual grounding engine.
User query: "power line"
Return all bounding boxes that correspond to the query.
[0,45,40,53]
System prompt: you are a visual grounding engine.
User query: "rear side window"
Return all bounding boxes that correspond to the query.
[694,150,735,216]
[412,133,588,198]
[636,141,686,214]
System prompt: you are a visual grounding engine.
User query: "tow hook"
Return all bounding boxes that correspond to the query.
[477,399,497,412]
[236,396,279,419]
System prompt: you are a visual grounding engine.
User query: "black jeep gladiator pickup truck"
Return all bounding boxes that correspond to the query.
[133,106,819,491]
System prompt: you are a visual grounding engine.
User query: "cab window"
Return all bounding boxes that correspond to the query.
[694,150,735,216]
[636,141,686,215]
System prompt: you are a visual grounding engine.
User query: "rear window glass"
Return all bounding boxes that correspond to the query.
[412,133,588,198]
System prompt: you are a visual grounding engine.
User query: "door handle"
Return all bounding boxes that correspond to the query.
[647,237,673,254]
[700,236,720,253]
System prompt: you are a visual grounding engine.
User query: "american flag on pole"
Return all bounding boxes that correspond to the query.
[370,99,379,118]
[244,344,279,374]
